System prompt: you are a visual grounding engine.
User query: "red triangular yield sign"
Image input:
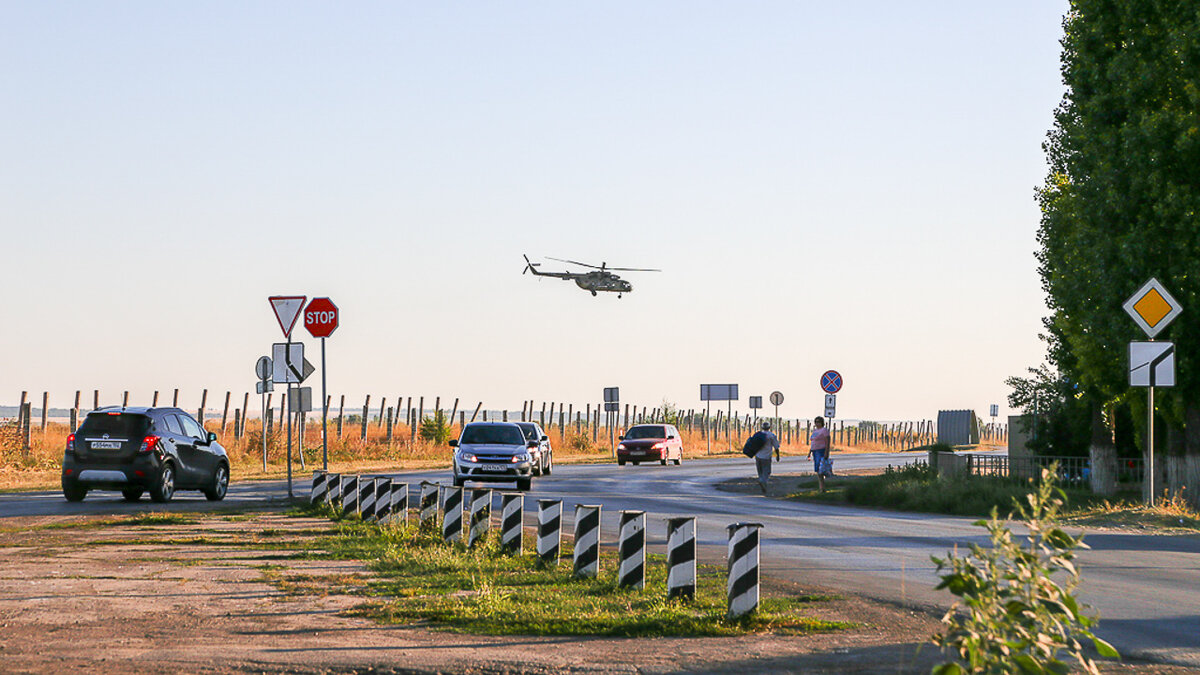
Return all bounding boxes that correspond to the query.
[269,295,307,338]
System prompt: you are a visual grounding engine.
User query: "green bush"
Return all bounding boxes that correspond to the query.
[931,469,1118,674]
[420,411,452,444]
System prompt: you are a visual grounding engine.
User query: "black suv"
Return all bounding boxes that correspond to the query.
[61,407,230,503]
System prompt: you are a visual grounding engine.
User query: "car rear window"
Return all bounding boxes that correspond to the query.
[460,425,525,446]
[625,425,667,440]
[77,413,150,438]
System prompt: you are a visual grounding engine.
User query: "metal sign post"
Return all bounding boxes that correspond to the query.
[255,356,273,472]
[1123,279,1182,507]
[701,384,738,454]
[604,387,619,459]
[303,298,338,471]
[269,295,306,500]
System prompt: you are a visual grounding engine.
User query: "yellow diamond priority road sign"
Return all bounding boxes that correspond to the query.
[1123,278,1182,338]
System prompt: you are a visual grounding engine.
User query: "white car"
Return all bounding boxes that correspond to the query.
[450,422,535,490]
[515,422,554,476]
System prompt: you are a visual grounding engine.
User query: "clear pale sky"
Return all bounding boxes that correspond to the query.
[3,2,1068,422]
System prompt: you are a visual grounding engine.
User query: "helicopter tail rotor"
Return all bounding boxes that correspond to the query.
[523,254,541,275]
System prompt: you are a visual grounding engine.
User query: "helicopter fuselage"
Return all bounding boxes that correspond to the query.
[575,272,632,295]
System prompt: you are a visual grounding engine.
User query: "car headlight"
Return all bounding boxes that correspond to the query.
[618,443,626,451]
[460,453,478,463]
[511,453,529,463]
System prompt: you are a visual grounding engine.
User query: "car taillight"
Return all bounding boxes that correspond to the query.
[652,442,667,450]
[139,435,161,453]
[65,433,75,454]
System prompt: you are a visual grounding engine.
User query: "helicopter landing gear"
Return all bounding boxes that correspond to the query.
[618,294,623,299]
[590,290,597,297]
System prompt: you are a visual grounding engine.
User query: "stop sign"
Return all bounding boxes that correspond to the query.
[304,297,338,338]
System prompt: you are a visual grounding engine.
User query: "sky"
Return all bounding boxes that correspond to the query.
[3,1,1070,423]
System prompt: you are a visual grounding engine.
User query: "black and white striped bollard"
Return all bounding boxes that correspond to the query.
[360,476,377,522]
[326,472,341,506]
[310,471,328,505]
[537,499,562,565]
[467,488,492,547]
[386,481,409,525]
[618,510,646,590]
[666,516,696,601]
[726,522,764,619]
[342,475,359,517]
[419,481,438,530]
[374,478,392,523]
[572,504,602,579]
[442,485,464,543]
[500,493,523,553]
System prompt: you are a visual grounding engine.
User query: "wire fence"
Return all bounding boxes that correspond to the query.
[962,454,1145,488]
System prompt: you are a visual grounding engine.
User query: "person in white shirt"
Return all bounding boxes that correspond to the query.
[754,421,781,494]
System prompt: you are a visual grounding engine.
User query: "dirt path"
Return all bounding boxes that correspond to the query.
[0,510,1189,674]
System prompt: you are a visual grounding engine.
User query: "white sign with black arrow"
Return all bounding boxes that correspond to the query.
[1130,342,1176,388]
[272,343,315,384]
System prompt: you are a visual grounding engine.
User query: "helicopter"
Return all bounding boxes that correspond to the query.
[523,255,660,298]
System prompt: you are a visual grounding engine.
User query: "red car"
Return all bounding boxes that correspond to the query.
[617,424,684,466]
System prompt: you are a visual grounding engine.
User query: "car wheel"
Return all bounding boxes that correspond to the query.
[544,452,553,475]
[452,473,465,487]
[150,462,175,503]
[618,459,626,466]
[632,461,640,466]
[532,454,543,477]
[62,479,87,503]
[517,478,532,491]
[203,463,229,501]
[673,456,682,466]
[660,457,668,466]
[122,488,144,502]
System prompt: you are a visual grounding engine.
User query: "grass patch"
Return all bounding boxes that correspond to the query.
[787,463,1100,518]
[34,513,200,531]
[1063,493,1200,532]
[273,507,848,637]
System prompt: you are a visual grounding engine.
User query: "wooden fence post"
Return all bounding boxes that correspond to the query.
[379,397,387,428]
[337,395,345,439]
[221,392,231,433]
[172,389,178,407]
[386,407,394,442]
[71,391,80,432]
[93,389,99,411]
[198,389,207,424]
[40,392,48,432]
[22,402,32,452]
[152,390,159,406]
[540,402,546,427]
[361,395,370,440]
[122,390,129,408]
[19,391,28,425]
[449,398,460,431]
[241,393,250,438]
[470,402,482,423]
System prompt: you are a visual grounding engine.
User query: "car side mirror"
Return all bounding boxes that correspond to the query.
[527,442,539,449]
[206,431,217,444]
[540,435,549,442]
[618,435,625,441]
[449,439,459,447]
[668,434,676,439]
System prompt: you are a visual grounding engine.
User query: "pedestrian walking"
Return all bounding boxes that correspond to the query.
[743,422,780,494]
[808,416,832,492]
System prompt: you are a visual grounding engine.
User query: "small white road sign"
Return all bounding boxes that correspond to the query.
[269,296,307,338]
[1130,342,1176,387]
[256,380,274,394]
[824,394,836,419]
[272,343,315,384]
[1123,279,1182,338]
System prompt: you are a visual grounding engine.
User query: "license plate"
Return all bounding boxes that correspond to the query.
[90,441,121,450]
[480,464,508,472]
[631,450,645,455]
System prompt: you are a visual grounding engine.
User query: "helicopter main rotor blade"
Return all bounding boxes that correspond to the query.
[546,256,603,270]
[605,266,662,272]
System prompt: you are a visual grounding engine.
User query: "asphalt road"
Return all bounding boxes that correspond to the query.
[5,451,1198,666]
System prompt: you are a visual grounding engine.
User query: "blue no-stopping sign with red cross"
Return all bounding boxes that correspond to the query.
[820,370,843,394]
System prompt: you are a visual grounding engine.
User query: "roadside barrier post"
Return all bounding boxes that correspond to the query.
[327,472,341,506]
[442,485,464,544]
[387,482,409,525]
[726,522,763,619]
[342,475,359,518]
[419,481,438,530]
[467,488,492,547]
[666,517,697,601]
[310,471,327,505]
[500,493,523,553]
[618,510,646,590]
[572,504,602,579]
[360,477,377,522]
[374,478,392,523]
[537,499,562,566]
